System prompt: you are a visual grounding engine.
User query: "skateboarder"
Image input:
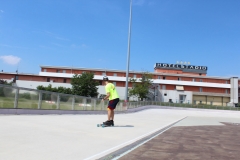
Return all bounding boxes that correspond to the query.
[102,76,119,126]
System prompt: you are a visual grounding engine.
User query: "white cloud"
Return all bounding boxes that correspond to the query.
[71,44,87,48]
[56,37,69,41]
[0,55,21,65]
[0,44,12,47]
[148,1,155,6]
[81,44,87,47]
[133,0,145,6]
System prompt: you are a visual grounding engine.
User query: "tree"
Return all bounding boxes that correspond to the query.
[0,79,13,97]
[71,72,99,97]
[37,85,73,94]
[128,72,153,101]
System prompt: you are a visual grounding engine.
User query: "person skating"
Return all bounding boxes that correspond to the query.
[102,76,119,126]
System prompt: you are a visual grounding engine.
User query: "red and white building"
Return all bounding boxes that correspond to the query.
[0,62,239,106]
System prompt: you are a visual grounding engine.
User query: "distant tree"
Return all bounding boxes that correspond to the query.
[128,72,153,101]
[0,79,13,97]
[71,72,99,97]
[37,85,73,94]
[36,85,46,91]
[0,79,12,85]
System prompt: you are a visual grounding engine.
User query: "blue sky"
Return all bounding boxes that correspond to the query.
[0,0,240,77]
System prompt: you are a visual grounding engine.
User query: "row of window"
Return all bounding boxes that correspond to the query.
[43,69,229,84]
[158,85,229,93]
[45,77,230,94]
[44,78,229,94]
[193,101,228,106]
[157,76,228,83]
[47,78,67,83]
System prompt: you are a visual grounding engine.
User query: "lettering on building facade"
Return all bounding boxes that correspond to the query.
[154,63,208,71]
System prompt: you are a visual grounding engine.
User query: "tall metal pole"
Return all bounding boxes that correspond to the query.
[125,0,133,102]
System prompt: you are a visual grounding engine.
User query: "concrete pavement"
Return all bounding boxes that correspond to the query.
[0,107,240,160]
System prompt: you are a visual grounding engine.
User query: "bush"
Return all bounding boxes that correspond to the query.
[19,93,31,99]
[37,85,73,94]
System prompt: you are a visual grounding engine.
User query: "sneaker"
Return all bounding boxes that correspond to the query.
[104,121,112,126]
[103,120,110,125]
[111,120,114,126]
[103,120,114,126]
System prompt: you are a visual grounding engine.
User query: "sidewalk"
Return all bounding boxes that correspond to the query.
[0,108,240,160]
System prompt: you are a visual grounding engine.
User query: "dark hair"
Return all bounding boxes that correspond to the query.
[103,76,109,81]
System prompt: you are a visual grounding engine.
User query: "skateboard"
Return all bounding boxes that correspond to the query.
[97,123,114,128]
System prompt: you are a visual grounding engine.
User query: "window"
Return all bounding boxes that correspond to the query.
[102,72,106,76]
[158,76,161,79]
[133,74,136,78]
[199,87,202,92]
[200,101,202,104]
[225,89,228,94]
[56,70,60,73]
[194,100,196,104]
[193,78,195,82]
[178,77,181,81]
[63,70,66,73]
[210,101,213,105]
[63,79,67,83]
[15,75,19,80]
[200,79,203,82]
[179,95,185,103]
[163,76,166,80]
[47,78,50,82]
[226,81,228,84]
[162,85,166,90]
[113,82,116,86]
[113,73,117,76]
[43,69,47,72]
[176,86,184,91]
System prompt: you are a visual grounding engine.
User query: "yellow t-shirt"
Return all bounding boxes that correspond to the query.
[105,83,119,100]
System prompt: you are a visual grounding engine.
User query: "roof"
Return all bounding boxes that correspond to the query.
[39,65,237,80]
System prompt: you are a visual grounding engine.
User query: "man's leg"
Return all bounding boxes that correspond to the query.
[111,110,114,120]
[108,108,111,121]
[108,109,114,120]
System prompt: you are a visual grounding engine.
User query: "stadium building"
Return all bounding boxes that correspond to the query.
[0,62,239,106]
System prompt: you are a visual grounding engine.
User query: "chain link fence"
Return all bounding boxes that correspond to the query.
[0,84,239,111]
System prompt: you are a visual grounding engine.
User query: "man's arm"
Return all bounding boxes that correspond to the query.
[103,92,110,101]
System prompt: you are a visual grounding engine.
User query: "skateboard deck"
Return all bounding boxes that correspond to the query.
[97,124,114,128]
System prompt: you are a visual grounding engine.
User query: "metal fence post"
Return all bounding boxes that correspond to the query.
[83,98,86,110]
[56,94,60,109]
[93,99,96,111]
[101,100,104,111]
[72,96,75,110]
[14,88,19,109]
[38,91,42,109]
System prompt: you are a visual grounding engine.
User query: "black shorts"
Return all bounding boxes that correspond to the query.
[108,98,119,110]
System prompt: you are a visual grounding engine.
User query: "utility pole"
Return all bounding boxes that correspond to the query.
[125,0,133,102]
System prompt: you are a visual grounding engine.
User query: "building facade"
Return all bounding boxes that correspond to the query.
[0,63,239,106]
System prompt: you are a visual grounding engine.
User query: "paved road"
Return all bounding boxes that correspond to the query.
[0,108,240,160]
[119,119,240,160]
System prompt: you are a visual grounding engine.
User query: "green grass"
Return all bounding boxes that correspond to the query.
[0,96,238,112]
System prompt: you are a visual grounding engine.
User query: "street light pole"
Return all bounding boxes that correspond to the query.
[125,0,133,102]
